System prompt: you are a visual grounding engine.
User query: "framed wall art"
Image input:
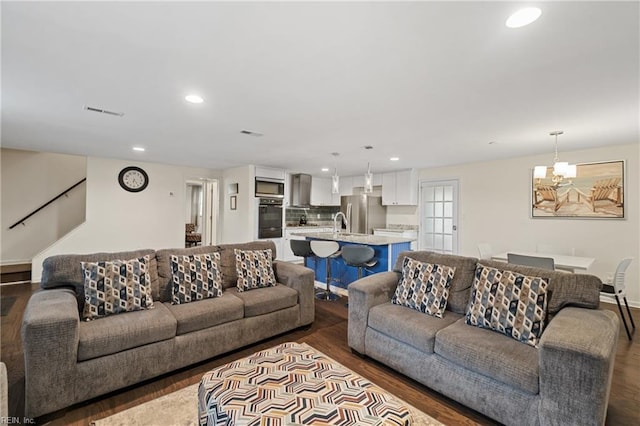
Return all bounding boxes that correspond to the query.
[531,160,624,219]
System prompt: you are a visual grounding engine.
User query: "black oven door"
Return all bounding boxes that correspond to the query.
[258,200,283,239]
[258,226,283,239]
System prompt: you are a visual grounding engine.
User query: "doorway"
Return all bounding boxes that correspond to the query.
[419,179,459,254]
[185,179,218,247]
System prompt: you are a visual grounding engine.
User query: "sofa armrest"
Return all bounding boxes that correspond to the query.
[348,271,400,354]
[21,289,80,418]
[273,261,315,326]
[538,307,619,426]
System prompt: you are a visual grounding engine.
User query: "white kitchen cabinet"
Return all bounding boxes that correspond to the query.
[381,169,417,205]
[310,177,335,206]
[255,166,285,180]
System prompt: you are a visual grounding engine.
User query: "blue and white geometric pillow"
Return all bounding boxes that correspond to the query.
[81,255,153,320]
[465,264,549,347]
[234,249,277,292]
[170,253,223,304]
[392,257,456,318]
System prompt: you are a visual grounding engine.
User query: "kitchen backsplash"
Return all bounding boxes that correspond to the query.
[285,206,339,224]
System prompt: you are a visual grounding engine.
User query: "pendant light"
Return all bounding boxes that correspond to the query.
[363,146,374,193]
[331,152,340,194]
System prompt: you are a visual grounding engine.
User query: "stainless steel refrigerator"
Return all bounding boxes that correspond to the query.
[340,195,387,234]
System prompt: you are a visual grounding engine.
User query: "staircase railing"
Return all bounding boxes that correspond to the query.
[9,178,87,229]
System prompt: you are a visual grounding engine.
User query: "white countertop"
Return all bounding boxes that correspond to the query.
[292,231,414,246]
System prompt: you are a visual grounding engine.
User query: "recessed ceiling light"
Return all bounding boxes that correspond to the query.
[506,7,542,28]
[185,94,204,104]
[132,146,145,152]
[390,157,400,161]
[321,167,329,172]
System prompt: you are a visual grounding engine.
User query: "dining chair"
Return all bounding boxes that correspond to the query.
[477,243,493,260]
[507,253,555,271]
[601,258,635,340]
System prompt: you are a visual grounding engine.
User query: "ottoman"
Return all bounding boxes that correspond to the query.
[198,342,412,425]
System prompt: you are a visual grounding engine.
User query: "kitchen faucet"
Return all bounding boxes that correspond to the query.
[333,211,348,234]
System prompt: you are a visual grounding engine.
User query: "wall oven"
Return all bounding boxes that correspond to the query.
[255,177,285,199]
[257,198,283,239]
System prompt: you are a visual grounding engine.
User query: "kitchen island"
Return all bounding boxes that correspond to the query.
[292,231,414,291]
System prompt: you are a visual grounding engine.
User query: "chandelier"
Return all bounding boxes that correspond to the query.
[533,131,576,186]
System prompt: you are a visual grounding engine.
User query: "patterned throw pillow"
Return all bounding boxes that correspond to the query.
[81,256,154,320]
[466,264,549,347]
[170,253,223,304]
[234,249,277,292]
[391,257,456,318]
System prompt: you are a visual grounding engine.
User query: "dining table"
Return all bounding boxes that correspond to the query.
[491,251,596,273]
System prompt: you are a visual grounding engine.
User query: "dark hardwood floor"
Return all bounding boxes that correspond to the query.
[1,282,638,425]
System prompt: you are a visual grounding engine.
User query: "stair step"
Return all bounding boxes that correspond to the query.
[1,263,32,284]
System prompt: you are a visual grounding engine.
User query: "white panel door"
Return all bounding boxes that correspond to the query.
[420,179,458,254]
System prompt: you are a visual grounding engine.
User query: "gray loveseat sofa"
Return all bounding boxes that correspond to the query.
[22,240,314,419]
[348,251,619,426]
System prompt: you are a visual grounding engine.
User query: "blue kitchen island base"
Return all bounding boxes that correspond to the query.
[302,237,411,291]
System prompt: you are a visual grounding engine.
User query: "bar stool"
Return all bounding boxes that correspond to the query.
[342,245,377,280]
[290,240,314,266]
[310,240,341,301]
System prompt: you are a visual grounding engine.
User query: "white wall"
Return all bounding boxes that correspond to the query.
[32,157,220,281]
[220,165,256,244]
[386,205,418,226]
[417,143,639,305]
[1,148,87,263]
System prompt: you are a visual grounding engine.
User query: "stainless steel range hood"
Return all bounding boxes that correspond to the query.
[290,173,311,207]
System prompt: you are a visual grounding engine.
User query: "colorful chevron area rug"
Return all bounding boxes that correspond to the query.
[92,342,443,426]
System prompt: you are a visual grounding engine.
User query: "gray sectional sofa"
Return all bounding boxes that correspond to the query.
[348,251,619,426]
[22,240,314,419]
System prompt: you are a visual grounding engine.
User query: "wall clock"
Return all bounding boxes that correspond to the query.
[118,166,149,192]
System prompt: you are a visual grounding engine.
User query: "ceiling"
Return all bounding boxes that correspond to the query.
[2,1,638,177]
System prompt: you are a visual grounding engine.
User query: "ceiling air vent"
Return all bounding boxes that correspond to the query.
[240,129,264,137]
[83,105,124,117]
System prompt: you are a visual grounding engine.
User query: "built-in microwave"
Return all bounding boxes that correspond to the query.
[255,177,285,199]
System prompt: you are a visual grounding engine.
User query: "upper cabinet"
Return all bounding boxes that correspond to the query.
[255,166,285,180]
[382,169,417,205]
[310,177,340,206]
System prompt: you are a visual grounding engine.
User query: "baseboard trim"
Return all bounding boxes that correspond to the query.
[0,280,32,287]
[600,296,640,309]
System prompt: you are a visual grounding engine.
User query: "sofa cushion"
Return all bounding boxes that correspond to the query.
[229,285,298,317]
[392,257,455,318]
[474,259,601,315]
[234,249,277,292]
[218,241,277,289]
[77,302,176,361]
[81,256,154,321]
[40,248,158,312]
[435,318,540,395]
[170,253,223,304]
[369,302,462,354]
[156,246,222,303]
[394,251,477,315]
[164,292,244,335]
[466,264,549,347]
